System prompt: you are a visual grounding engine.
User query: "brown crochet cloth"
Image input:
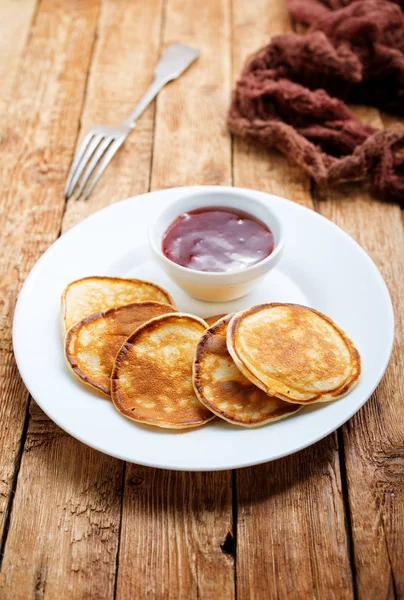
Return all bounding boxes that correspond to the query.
[228,0,404,202]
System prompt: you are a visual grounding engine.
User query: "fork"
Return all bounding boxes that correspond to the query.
[65,44,200,201]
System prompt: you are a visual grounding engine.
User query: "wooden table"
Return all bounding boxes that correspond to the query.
[0,0,402,598]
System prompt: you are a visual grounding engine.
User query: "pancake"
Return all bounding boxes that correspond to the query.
[111,313,214,429]
[205,314,227,327]
[227,303,361,404]
[65,302,176,397]
[193,315,301,427]
[61,276,174,334]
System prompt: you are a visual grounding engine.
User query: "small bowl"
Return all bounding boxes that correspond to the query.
[148,188,285,302]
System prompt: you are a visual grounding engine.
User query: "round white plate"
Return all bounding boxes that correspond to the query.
[13,186,394,471]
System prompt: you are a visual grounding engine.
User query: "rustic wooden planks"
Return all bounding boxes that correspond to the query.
[0,0,38,119]
[0,403,123,599]
[63,0,164,231]
[0,0,402,597]
[116,466,234,600]
[150,0,232,190]
[115,1,235,598]
[235,441,353,600]
[231,1,353,598]
[316,107,404,599]
[0,0,101,555]
[1,0,166,597]
[0,0,38,548]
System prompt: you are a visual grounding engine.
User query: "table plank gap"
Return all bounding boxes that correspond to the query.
[0,397,30,570]
[112,462,126,600]
[232,470,238,600]
[336,428,358,600]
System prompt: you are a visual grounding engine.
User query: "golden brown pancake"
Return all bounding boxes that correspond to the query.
[65,302,177,397]
[111,313,214,429]
[61,276,174,334]
[205,314,227,327]
[193,315,301,427]
[227,303,361,404]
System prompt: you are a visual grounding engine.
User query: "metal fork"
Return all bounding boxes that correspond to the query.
[65,44,200,201]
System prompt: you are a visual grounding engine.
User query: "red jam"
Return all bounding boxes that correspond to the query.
[162,207,274,273]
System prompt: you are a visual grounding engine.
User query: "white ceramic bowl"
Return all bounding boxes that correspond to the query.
[148,188,285,301]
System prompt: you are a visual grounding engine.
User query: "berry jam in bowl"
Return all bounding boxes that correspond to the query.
[148,188,285,302]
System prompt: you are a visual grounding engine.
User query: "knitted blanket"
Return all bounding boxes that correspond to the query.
[228,0,404,202]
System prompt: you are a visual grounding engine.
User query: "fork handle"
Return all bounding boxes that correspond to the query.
[120,75,171,129]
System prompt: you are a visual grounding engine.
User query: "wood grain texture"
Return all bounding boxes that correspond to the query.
[231,2,353,598]
[116,466,234,600]
[0,0,38,119]
[0,0,100,548]
[0,0,402,598]
[232,0,312,207]
[316,106,404,599]
[0,404,123,600]
[236,440,353,600]
[151,0,232,190]
[63,0,164,231]
[380,112,404,130]
[115,1,235,598]
[1,1,166,598]
[0,0,37,539]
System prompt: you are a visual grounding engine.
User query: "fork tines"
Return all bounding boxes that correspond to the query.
[65,127,126,200]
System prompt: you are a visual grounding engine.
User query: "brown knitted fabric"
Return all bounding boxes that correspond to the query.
[288,0,404,26]
[228,0,404,202]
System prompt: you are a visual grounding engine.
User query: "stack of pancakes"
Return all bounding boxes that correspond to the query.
[62,277,361,430]
[63,276,213,429]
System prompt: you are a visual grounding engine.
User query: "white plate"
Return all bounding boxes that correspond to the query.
[13,186,394,471]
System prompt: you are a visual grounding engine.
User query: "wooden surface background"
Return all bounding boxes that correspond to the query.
[0,0,403,598]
